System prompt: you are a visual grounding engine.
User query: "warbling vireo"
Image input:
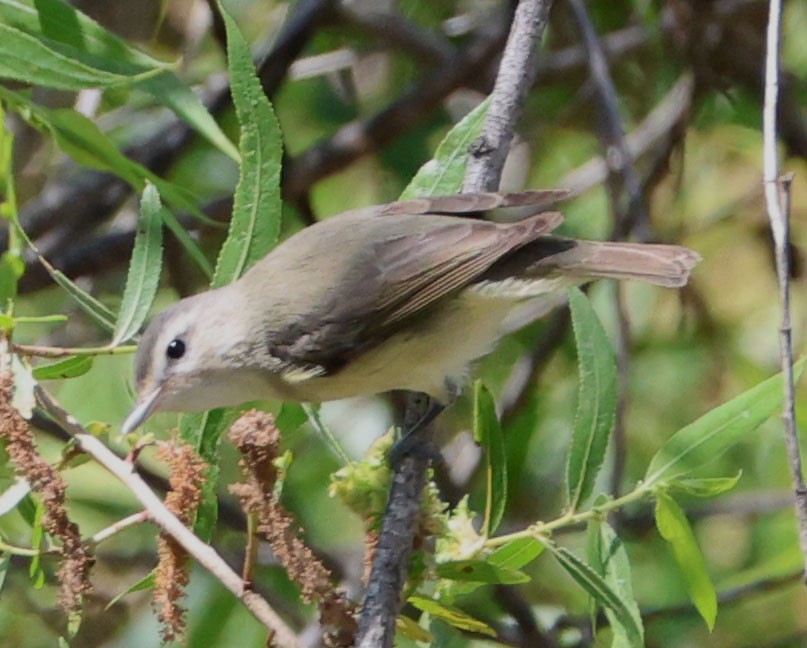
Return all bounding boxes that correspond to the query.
[122,191,700,437]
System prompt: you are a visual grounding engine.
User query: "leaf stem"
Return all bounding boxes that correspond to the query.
[484,483,653,548]
[13,344,137,358]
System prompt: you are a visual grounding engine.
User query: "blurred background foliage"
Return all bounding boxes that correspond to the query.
[0,0,806,646]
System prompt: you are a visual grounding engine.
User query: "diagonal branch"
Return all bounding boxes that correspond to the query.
[33,387,301,646]
[462,0,553,192]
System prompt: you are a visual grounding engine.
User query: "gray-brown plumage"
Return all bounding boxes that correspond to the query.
[124,191,700,434]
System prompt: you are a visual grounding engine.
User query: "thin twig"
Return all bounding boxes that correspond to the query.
[34,387,301,647]
[761,0,807,583]
[560,74,693,197]
[462,0,553,192]
[568,0,648,236]
[609,285,630,501]
[86,511,151,547]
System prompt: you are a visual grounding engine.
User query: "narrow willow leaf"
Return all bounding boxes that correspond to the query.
[0,478,31,517]
[488,537,545,570]
[546,543,643,646]
[111,184,164,346]
[212,2,283,288]
[400,98,489,198]
[18,236,115,332]
[436,559,529,585]
[472,380,507,536]
[179,409,235,540]
[396,615,434,643]
[645,360,805,485]
[106,571,155,609]
[0,553,9,594]
[0,0,238,160]
[408,595,496,637]
[655,491,717,630]
[566,288,617,510]
[0,88,214,275]
[32,356,93,381]
[0,23,152,89]
[668,473,742,498]
[587,519,644,648]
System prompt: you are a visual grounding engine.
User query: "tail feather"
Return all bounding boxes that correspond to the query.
[540,240,701,288]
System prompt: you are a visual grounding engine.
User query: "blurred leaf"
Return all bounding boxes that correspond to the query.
[111,183,164,346]
[645,360,805,485]
[587,519,644,647]
[179,408,235,540]
[276,402,307,433]
[0,89,214,275]
[0,0,238,160]
[0,478,31,517]
[396,615,434,643]
[0,553,9,593]
[668,473,742,498]
[436,559,529,584]
[408,595,496,637]
[546,543,643,646]
[488,537,545,570]
[472,380,507,536]
[11,355,35,418]
[655,491,717,630]
[212,2,283,287]
[400,98,489,198]
[0,251,23,302]
[566,288,617,511]
[106,571,155,609]
[0,23,159,89]
[24,245,116,332]
[29,500,45,588]
[32,356,93,381]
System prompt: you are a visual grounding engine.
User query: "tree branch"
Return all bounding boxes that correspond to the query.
[761,0,807,584]
[356,2,556,646]
[462,0,553,192]
[33,387,301,647]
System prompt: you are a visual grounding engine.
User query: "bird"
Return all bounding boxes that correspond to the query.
[121,190,700,442]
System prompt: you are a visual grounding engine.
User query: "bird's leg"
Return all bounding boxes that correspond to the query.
[389,392,446,465]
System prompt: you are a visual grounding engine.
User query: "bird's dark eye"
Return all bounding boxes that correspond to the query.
[166,339,186,360]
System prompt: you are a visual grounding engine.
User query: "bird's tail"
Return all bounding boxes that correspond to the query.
[539,239,701,288]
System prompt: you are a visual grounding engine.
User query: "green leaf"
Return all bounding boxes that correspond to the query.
[0,478,31,517]
[276,402,307,433]
[0,0,238,160]
[106,570,155,609]
[655,491,717,630]
[667,473,742,498]
[0,89,214,276]
[212,2,283,288]
[0,250,23,302]
[111,184,164,346]
[0,553,10,594]
[587,519,644,648]
[472,380,507,536]
[645,360,805,485]
[396,615,434,643]
[545,542,643,646]
[32,356,93,381]
[436,559,529,585]
[29,500,45,588]
[566,288,617,510]
[179,409,235,540]
[20,239,116,332]
[0,23,157,90]
[488,537,545,570]
[408,595,496,637]
[400,98,490,198]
